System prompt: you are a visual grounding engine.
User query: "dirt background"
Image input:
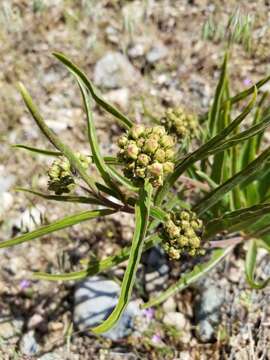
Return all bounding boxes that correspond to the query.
[1,0,270,359]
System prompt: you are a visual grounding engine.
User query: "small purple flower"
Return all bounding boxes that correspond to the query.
[243,78,252,86]
[151,334,161,343]
[19,279,31,290]
[143,308,155,320]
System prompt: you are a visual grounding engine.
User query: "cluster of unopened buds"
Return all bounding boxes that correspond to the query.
[117,124,175,187]
[162,210,204,260]
[161,107,198,140]
[48,154,91,195]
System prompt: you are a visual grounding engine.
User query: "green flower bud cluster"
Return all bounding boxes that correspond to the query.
[162,210,204,260]
[117,124,175,187]
[162,107,198,140]
[48,153,91,195]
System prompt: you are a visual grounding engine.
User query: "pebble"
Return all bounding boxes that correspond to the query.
[94,52,138,89]
[162,297,177,313]
[0,317,23,339]
[163,311,188,330]
[38,353,63,360]
[104,88,130,110]
[195,280,225,342]
[20,330,39,356]
[28,314,44,330]
[73,276,141,340]
[146,44,168,64]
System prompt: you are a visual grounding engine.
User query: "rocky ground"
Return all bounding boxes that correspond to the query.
[1,0,270,359]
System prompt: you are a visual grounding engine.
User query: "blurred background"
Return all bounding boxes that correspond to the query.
[0,0,270,359]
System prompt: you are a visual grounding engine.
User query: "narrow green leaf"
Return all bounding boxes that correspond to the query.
[53,52,133,129]
[12,145,62,156]
[16,188,103,205]
[143,247,232,308]
[245,239,270,289]
[208,53,228,136]
[155,88,257,206]
[194,145,270,216]
[229,75,270,105]
[91,182,153,334]
[33,233,162,281]
[18,83,98,195]
[0,209,115,249]
[13,144,119,166]
[76,78,123,199]
[204,203,270,239]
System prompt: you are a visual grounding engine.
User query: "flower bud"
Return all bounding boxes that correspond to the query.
[165,149,175,160]
[143,139,159,154]
[152,125,166,136]
[148,162,163,177]
[163,161,174,174]
[135,167,146,178]
[130,124,145,140]
[161,210,204,260]
[154,149,166,163]
[137,154,150,166]
[126,144,139,160]
[118,135,128,148]
[160,134,174,148]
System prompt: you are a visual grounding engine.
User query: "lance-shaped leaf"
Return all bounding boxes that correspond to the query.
[14,144,119,166]
[245,239,270,289]
[16,188,103,206]
[18,83,98,195]
[76,78,123,199]
[143,247,232,308]
[193,145,270,216]
[53,52,133,129]
[0,209,115,249]
[155,88,257,206]
[12,145,62,157]
[200,74,270,123]
[204,203,270,239]
[208,53,228,137]
[34,233,161,281]
[229,75,270,105]
[91,181,153,334]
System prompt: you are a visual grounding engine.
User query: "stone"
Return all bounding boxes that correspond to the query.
[38,353,62,360]
[145,246,169,295]
[0,192,13,217]
[20,330,39,356]
[104,88,130,110]
[0,317,23,339]
[73,276,141,340]
[146,44,168,64]
[162,297,176,313]
[196,320,215,343]
[94,52,138,89]
[195,280,225,342]
[27,314,44,330]
[163,311,187,330]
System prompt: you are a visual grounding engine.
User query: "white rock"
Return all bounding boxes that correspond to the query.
[0,192,13,216]
[146,44,168,63]
[73,276,141,340]
[162,297,176,313]
[163,312,187,330]
[20,330,39,356]
[94,52,138,89]
[104,88,130,110]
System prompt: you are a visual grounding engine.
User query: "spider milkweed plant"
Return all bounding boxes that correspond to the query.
[2,51,270,334]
